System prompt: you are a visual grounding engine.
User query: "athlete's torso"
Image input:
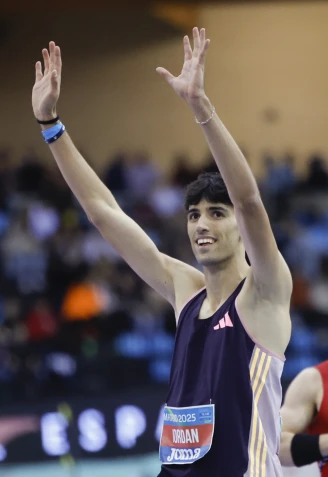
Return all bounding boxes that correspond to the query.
[158,279,284,477]
[307,361,328,476]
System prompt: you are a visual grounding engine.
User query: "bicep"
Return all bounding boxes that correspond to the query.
[235,197,292,300]
[281,404,314,435]
[281,369,318,434]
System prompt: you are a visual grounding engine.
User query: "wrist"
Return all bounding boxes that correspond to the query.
[41,121,66,145]
[319,434,328,457]
[188,95,213,122]
[34,109,57,123]
[40,120,61,131]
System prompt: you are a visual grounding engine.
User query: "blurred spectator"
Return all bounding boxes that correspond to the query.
[150,178,184,218]
[300,154,328,191]
[103,151,130,205]
[25,299,58,342]
[170,153,196,187]
[0,145,328,405]
[260,153,297,219]
[15,149,48,197]
[309,255,328,314]
[1,209,49,295]
[0,148,14,211]
[62,280,111,322]
[126,151,160,200]
[286,209,328,279]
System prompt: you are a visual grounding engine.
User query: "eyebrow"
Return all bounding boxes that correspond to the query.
[187,206,227,214]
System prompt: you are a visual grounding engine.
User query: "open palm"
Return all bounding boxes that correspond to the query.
[32,41,62,121]
[156,27,210,102]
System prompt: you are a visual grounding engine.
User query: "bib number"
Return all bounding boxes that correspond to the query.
[159,404,215,465]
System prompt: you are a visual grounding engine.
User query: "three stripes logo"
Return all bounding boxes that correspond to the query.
[213,312,233,330]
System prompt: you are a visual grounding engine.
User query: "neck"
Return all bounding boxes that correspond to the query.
[203,254,249,310]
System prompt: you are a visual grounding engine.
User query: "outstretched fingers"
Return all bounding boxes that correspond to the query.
[47,42,61,73]
[54,45,62,75]
[156,67,175,84]
[192,27,201,55]
[42,48,50,75]
[200,28,206,49]
[183,35,192,62]
[199,38,210,65]
[35,61,43,83]
[49,41,56,71]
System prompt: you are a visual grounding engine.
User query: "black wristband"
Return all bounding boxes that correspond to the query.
[36,115,59,125]
[291,434,323,467]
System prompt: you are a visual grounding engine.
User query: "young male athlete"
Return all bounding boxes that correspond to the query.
[280,361,328,475]
[32,28,292,477]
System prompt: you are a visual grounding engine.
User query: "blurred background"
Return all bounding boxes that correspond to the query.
[0,0,328,475]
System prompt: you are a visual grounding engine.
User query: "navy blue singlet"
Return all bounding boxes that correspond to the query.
[158,279,284,477]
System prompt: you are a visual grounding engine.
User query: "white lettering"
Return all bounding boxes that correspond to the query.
[115,405,146,449]
[166,447,201,462]
[194,448,201,459]
[191,428,199,443]
[185,429,192,444]
[187,449,194,459]
[172,428,199,444]
[41,413,70,456]
[78,409,107,452]
[167,447,175,462]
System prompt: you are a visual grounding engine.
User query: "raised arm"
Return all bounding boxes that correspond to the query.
[32,42,204,313]
[157,28,292,301]
[280,367,328,467]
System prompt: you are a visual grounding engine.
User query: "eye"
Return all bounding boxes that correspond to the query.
[188,212,199,221]
[213,211,223,218]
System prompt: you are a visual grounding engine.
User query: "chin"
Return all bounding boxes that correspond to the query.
[195,250,231,268]
[196,254,223,268]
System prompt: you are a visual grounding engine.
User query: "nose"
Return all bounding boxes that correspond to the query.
[196,215,210,233]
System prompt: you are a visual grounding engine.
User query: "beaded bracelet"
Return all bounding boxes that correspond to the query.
[195,105,216,126]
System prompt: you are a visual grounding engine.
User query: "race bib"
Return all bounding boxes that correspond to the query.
[159,404,215,465]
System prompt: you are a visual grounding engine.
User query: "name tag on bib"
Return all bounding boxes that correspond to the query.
[159,404,215,465]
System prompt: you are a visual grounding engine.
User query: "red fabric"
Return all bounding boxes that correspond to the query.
[26,302,58,341]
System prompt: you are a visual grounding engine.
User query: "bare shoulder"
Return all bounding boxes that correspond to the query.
[281,367,321,433]
[236,258,292,357]
[163,254,205,319]
[285,367,322,402]
[286,367,322,396]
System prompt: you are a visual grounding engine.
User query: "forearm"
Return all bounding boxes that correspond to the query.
[189,96,259,206]
[279,432,297,466]
[42,125,119,220]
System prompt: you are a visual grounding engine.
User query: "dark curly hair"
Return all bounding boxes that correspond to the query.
[184,172,232,210]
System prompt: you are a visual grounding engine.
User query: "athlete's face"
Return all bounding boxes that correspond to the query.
[187,199,241,267]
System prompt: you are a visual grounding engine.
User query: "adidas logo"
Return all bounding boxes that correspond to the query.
[213,312,233,330]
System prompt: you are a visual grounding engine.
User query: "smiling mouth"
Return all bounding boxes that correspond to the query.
[196,238,217,247]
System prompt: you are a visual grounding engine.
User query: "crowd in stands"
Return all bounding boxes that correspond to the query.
[0,146,327,405]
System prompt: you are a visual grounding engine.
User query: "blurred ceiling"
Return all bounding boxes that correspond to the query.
[0,0,311,12]
[0,0,318,53]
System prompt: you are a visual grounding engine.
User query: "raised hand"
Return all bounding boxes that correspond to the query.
[156,27,210,103]
[32,42,62,122]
